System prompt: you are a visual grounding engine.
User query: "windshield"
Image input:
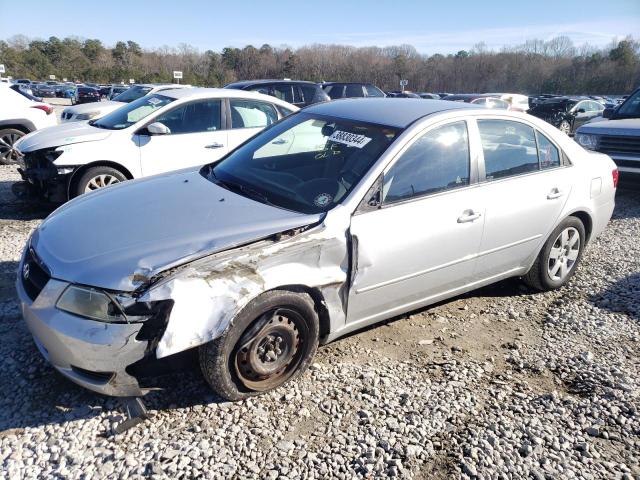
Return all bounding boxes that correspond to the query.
[93,94,174,130]
[616,89,640,117]
[112,85,153,103]
[208,113,400,214]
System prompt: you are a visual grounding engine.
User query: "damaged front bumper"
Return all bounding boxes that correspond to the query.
[14,150,76,203]
[16,275,161,397]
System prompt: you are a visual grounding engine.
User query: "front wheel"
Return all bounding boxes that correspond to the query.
[0,128,26,165]
[199,291,319,401]
[73,166,127,197]
[523,216,586,291]
[558,120,571,135]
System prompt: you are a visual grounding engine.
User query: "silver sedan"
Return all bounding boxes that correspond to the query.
[17,98,617,400]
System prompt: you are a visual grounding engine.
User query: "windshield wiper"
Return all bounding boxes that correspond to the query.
[212,172,274,206]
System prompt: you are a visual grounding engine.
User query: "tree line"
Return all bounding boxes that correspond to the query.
[1,34,638,95]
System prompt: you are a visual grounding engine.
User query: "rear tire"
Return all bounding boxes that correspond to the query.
[199,290,319,401]
[558,120,571,135]
[523,216,586,291]
[72,166,127,197]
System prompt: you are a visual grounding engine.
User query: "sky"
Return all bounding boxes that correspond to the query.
[1,0,638,54]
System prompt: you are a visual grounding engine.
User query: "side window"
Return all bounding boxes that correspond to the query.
[272,85,294,103]
[230,100,278,129]
[153,100,221,134]
[345,84,364,97]
[249,86,271,96]
[300,85,318,103]
[364,84,384,97]
[478,120,539,180]
[536,131,561,169]
[383,121,470,203]
[326,85,344,99]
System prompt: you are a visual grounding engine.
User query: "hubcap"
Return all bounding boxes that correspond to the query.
[84,174,120,192]
[559,122,571,134]
[0,132,24,163]
[234,308,306,391]
[548,227,580,281]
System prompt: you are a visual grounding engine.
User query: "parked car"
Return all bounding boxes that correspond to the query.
[528,97,604,134]
[14,79,33,85]
[485,93,530,112]
[72,87,101,104]
[14,88,298,201]
[321,82,386,99]
[32,83,57,98]
[575,87,640,176]
[99,85,112,98]
[16,98,616,400]
[442,94,509,109]
[107,85,129,100]
[10,84,42,102]
[387,91,421,98]
[61,84,188,122]
[417,93,441,99]
[0,84,56,164]
[224,79,330,108]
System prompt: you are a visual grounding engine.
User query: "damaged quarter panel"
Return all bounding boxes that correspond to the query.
[142,206,353,358]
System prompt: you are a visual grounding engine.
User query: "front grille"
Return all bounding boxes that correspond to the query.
[22,150,52,170]
[21,248,50,301]
[598,135,640,156]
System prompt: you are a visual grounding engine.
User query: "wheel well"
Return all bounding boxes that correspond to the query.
[0,124,31,135]
[274,285,331,339]
[68,161,133,194]
[570,211,593,243]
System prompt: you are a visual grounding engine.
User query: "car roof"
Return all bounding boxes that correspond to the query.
[225,79,317,87]
[156,87,299,108]
[321,82,373,86]
[303,98,478,128]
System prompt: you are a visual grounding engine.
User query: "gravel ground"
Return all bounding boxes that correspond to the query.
[0,164,638,479]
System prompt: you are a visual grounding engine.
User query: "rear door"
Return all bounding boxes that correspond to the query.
[138,98,227,176]
[225,98,280,151]
[471,118,571,280]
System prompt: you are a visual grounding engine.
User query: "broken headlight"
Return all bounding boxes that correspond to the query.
[56,285,126,323]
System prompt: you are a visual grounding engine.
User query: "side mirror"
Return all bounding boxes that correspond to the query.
[577,108,586,114]
[146,122,171,135]
[603,107,613,119]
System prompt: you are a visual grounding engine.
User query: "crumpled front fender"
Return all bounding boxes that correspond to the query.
[141,217,350,358]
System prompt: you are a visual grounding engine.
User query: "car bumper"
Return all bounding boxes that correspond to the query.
[14,166,71,203]
[16,270,149,397]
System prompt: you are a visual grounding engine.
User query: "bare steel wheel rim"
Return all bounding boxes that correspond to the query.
[0,132,23,163]
[234,308,307,392]
[548,227,580,281]
[84,174,120,192]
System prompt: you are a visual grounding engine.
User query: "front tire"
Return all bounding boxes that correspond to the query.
[558,120,571,135]
[72,166,127,197]
[523,216,586,291]
[199,290,319,401]
[0,128,26,165]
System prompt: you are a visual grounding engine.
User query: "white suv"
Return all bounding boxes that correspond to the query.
[0,84,57,164]
[60,84,192,122]
[15,88,298,201]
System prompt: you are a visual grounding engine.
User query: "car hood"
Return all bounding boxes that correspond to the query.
[63,100,124,115]
[577,118,640,136]
[16,121,112,153]
[30,169,321,292]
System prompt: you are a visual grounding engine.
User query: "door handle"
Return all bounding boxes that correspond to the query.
[271,138,288,145]
[457,210,482,223]
[205,142,224,149]
[547,188,564,200]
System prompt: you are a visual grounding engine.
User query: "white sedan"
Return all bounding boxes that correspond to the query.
[14,88,298,201]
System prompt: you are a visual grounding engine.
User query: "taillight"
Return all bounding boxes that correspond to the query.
[31,104,53,115]
[612,168,619,188]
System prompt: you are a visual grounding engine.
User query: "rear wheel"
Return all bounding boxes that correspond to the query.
[199,290,319,401]
[523,216,585,291]
[0,128,26,165]
[558,120,571,135]
[73,166,127,197]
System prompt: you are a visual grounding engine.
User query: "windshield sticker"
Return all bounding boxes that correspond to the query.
[147,97,162,106]
[328,130,372,149]
[314,193,333,207]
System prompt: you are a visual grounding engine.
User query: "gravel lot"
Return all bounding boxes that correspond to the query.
[0,164,638,479]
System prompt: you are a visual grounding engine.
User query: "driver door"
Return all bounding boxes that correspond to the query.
[137,99,228,177]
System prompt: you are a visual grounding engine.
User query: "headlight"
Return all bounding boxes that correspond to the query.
[76,112,99,120]
[56,285,126,323]
[575,133,599,150]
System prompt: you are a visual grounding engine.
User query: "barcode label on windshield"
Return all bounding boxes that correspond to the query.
[328,130,372,148]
